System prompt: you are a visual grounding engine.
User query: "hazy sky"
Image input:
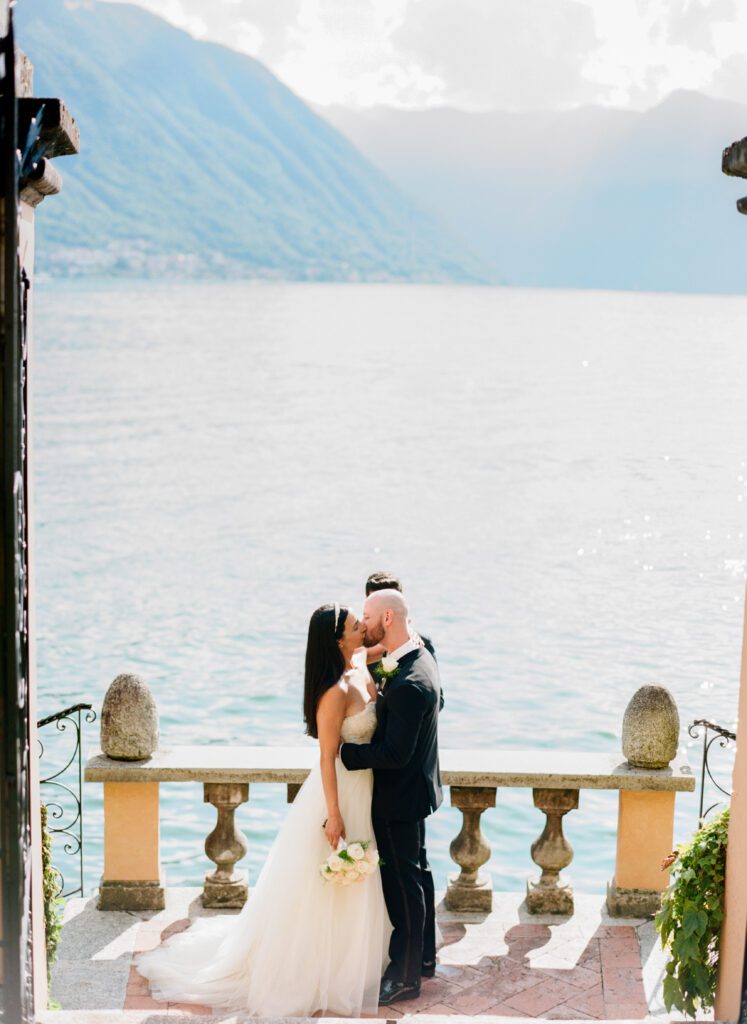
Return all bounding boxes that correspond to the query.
[102,0,747,111]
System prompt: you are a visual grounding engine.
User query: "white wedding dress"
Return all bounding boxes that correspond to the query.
[136,692,390,1016]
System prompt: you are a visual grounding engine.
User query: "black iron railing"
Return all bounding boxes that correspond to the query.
[38,702,97,898]
[688,719,736,824]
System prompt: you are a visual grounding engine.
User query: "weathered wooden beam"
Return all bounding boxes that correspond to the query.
[723,136,747,179]
[17,96,80,158]
[20,158,62,208]
[16,50,33,97]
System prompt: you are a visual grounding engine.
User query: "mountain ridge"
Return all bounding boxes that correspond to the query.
[319,90,747,294]
[16,0,488,282]
[17,0,747,292]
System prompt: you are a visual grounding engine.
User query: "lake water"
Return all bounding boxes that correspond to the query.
[32,279,746,897]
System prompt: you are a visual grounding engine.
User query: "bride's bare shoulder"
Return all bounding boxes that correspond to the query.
[317,679,348,714]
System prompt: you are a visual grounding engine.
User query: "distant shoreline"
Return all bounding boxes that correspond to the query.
[33,272,747,299]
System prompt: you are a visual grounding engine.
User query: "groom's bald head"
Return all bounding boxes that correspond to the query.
[365,588,408,622]
[362,588,410,647]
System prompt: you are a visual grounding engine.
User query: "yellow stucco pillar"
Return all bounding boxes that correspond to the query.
[715,587,747,1022]
[607,789,675,916]
[98,781,164,910]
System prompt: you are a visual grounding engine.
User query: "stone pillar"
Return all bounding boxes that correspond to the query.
[445,786,496,911]
[98,674,163,910]
[203,782,249,908]
[99,781,164,910]
[526,788,578,914]
[607,790,675,916]
[608,683,680,917]
[287,783,302,803]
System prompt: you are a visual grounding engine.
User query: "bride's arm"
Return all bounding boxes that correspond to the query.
[365,672,378,703]
[352,647,378,702]
[316,685,347,849]
[365,643,386,664]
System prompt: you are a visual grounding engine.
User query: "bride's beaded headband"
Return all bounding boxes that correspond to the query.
[333,602,341,635]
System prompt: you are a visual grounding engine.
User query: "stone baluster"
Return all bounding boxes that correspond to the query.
[526,788,579,914]
[203,782,249,908]
[445,786,496,911]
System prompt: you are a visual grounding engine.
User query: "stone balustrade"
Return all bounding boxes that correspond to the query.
[85,743,695,918]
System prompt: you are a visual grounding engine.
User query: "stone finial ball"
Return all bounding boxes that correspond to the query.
[622,684,680,769]
[100,674,159,761]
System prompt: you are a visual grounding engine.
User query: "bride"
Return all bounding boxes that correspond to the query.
[136,603,391,1016]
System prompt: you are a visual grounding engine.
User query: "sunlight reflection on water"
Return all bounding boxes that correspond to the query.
[33,280,746,894]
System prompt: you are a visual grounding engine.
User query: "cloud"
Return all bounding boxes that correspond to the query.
[105,0,302,63]
[391,0,601,111]
[666,0,736,54]
[99,0,747,112]
[577,0,745,110]
[261,0,442,108]
[706,51,747,104]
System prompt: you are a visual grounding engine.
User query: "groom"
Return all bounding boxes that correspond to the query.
[340,588,443,1006]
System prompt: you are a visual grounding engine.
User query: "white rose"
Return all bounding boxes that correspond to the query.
[341,872,356,885]
[328,855,344,872]
[364,846,379,864]
[381,655,398,672]
[356,860,374,875]
[347,843,365,861]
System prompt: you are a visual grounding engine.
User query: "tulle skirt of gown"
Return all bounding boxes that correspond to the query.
[136,730,390,1016]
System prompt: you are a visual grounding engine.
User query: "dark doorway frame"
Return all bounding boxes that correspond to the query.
[0,8,35,1020]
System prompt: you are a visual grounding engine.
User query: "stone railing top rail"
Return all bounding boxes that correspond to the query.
[85,745,695,792]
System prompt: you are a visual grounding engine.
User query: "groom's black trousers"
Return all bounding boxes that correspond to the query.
[374,817,436,986]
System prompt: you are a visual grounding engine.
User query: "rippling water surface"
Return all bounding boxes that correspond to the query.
[33,280,746,895]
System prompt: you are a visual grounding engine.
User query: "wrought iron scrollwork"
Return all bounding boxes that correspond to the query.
[688,719,736,824]
[38,702,97,898]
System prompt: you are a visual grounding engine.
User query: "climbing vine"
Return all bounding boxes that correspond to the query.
[655,808,729,1017]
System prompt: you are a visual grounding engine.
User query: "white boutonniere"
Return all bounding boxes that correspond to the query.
[374,654,399,687]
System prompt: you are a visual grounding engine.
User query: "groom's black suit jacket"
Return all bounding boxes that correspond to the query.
[368,634,444,711]
[340,646,443,823]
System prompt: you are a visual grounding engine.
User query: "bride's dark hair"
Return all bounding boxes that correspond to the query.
[303,604,349,739]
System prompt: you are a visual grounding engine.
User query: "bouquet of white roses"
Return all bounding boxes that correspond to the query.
[319,839,382,886]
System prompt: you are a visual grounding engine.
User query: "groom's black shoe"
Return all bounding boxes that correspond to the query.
[378,979,421,1005]
[421,960,437,978]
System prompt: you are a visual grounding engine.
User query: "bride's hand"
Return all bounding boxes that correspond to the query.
[324,811,346,849]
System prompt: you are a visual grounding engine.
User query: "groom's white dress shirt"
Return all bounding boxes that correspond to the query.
[388,638,419,662]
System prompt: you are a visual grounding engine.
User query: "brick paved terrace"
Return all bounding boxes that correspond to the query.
[37,888,698,1024]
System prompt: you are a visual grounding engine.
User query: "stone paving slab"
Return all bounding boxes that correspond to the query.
[50,959,131,1011]
[45,889,702,1023]
[36,1015,716,1024]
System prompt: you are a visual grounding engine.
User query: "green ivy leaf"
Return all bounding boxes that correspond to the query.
[673,932,699,961]
[655,808,729,1017]
[682,908,701,937]
[663,973,684,1012]
[692,961,711,995]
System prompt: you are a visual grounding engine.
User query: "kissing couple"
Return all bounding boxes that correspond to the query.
[137,572,444,1017]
